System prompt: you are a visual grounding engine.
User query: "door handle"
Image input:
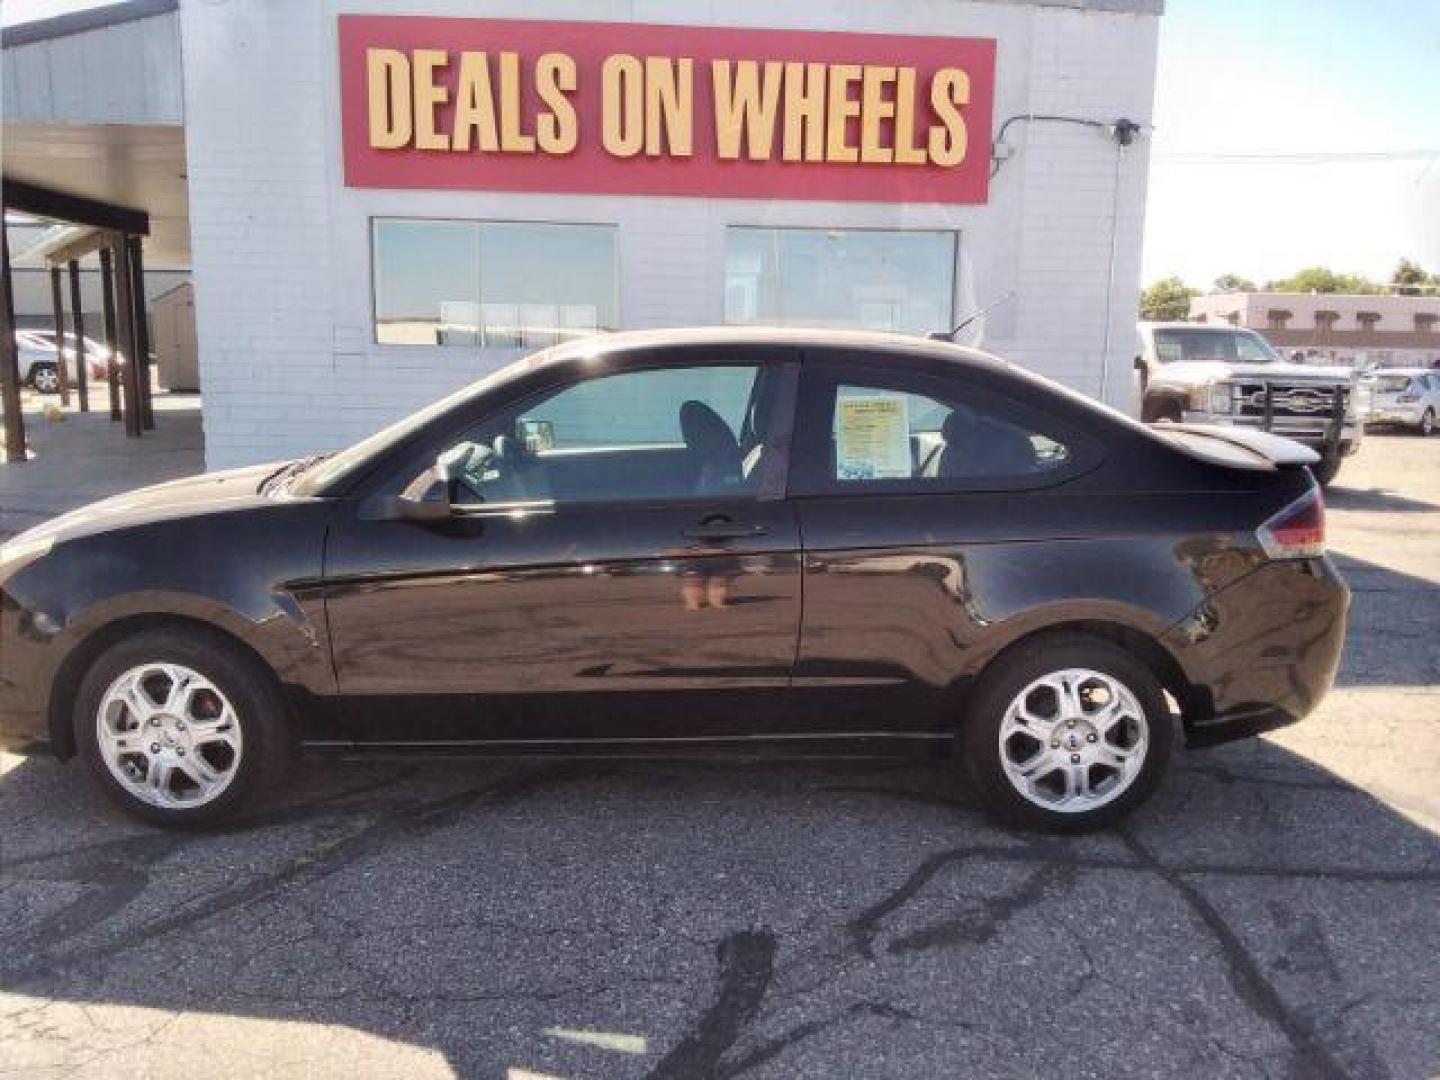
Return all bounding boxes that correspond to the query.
[683,520,767,541]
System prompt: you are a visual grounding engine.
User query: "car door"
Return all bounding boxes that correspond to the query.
[787,352,1097,737]
[319,347,803,746]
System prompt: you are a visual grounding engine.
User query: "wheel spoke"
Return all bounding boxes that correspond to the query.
[177,752,220,787]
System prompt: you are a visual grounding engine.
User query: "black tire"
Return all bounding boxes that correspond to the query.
[30,363,60,395]
[961,633,1175,833]
[74,626,294,828]
[1310,455,1342,487]
[1420,409,1436,437]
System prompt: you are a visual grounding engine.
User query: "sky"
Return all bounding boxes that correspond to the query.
[5,0,1439,290]
[1143,0,1440,289]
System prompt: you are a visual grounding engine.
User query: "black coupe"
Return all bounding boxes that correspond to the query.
[0,329,1348,831]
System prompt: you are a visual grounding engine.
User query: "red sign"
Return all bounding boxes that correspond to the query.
[339,16,995,204]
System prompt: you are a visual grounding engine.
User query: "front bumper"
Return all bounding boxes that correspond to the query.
[1163,556,1349,748]
[1367,407,1424,426]
[1182,412,1362,456]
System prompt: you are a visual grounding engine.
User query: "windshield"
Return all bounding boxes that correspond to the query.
[1152,328,1281,365]
[290,346,567,496]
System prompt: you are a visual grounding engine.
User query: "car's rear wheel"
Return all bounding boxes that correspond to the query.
[74,627,293,827]
[962,635,1174,832]
[30,363,60,394]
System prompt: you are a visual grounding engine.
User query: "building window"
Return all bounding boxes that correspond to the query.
[1266,309,1292,329]
[723,226,957,338]
[1314,310,1339,333]
[373,219,617,348]
[1356,311,1380,331]
[1415,313,1438,334]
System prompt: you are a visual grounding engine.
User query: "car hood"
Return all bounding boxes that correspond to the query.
[1157,361,1355,385]
[3,461,293,549]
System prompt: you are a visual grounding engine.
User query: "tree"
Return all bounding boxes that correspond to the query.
[1213,273,1257,293]
[1265,266,1383,295]
[1141,277,1199,321]
[1392,257,1433,296]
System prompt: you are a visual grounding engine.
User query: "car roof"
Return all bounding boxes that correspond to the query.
[1373,367,1433,376]
[536,326,1006,371]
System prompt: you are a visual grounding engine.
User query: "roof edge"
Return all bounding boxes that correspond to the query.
[2,0,177,49]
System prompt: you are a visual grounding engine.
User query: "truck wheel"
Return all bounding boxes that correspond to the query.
[1311,456,1342,487]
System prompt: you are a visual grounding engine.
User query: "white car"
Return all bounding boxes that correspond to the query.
[14,330,112,395]
[1363,368,1440,435]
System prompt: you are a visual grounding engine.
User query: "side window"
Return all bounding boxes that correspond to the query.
[795,363,1078,494]
[411,363,779,508]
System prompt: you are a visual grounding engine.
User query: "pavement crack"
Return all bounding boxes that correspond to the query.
[886,861,1077,954]
[645,929,777,1080]
[1117,828,1351,1080]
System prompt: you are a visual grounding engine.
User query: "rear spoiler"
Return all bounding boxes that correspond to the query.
[1150,423,1320,471]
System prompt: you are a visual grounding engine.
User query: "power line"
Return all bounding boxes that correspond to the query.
[1152,148,1440,165]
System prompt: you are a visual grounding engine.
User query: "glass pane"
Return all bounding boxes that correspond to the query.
[424,365,765,507]
[724,227,955,337]
[374,220,617,348]
[830,381,1069,484]
[479,223,616,348]
[373,220,480,346]
[522,366,757,450]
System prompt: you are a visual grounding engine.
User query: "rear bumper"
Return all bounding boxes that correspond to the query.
[1164,556,1349,748]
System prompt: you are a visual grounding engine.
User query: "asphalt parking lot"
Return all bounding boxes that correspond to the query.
[1,429,1437,1080]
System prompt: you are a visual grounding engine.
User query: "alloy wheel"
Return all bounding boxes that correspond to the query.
[96,663,244,809]
[32,366,59,394]
[998,668,1149,814]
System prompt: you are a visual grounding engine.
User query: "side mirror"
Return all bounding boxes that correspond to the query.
[1133,354,1146,371]
[383,462,456,523]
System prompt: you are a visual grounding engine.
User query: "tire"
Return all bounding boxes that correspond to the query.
[961,634,1174,833]
[1310,455,1342,487]
[30,363,60,395]
[74,626,294,828]
[1420,409,1436,437]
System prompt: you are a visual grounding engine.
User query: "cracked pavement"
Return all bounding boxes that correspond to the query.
[1,432,1438,1079]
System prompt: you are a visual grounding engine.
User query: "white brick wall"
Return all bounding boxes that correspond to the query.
[180,0,1158,469]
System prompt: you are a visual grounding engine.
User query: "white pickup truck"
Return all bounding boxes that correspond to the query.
[1135,322,1362,485]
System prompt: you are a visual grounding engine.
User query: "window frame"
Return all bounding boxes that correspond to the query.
[369,216,621,348]
[788,353,1101,498]
[356,345,800,515]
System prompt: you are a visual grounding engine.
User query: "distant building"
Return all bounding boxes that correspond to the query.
[1189,292,1440,369]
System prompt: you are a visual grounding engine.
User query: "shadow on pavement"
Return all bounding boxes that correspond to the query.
[1328,552,1440,689]
[1325,485,1440,514]
[1,740,1436,1079]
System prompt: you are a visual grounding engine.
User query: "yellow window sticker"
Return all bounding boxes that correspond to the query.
[836,394,911,480]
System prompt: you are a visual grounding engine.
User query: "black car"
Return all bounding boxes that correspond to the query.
[0,329,1348,831]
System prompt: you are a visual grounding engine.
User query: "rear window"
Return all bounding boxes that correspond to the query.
[1376,376,1414,393]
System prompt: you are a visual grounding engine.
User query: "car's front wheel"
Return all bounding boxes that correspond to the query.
[74,627,293,827]
[30,363,60,394]
[962,635,1174,832]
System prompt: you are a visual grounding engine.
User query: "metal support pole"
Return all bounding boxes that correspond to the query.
[99,245,121,421]
[127,237,154,429]
[48,265,71,406]
[0,228,28,463]
[112,238,142,438]
[67,259,90,413]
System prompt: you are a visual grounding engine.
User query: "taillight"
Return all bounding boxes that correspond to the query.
[1257,487,1325,559]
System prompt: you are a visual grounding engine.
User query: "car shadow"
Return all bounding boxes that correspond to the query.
[1,735,1436,1078]
[1325,485,1440,514]
[1327,551,1440,689]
